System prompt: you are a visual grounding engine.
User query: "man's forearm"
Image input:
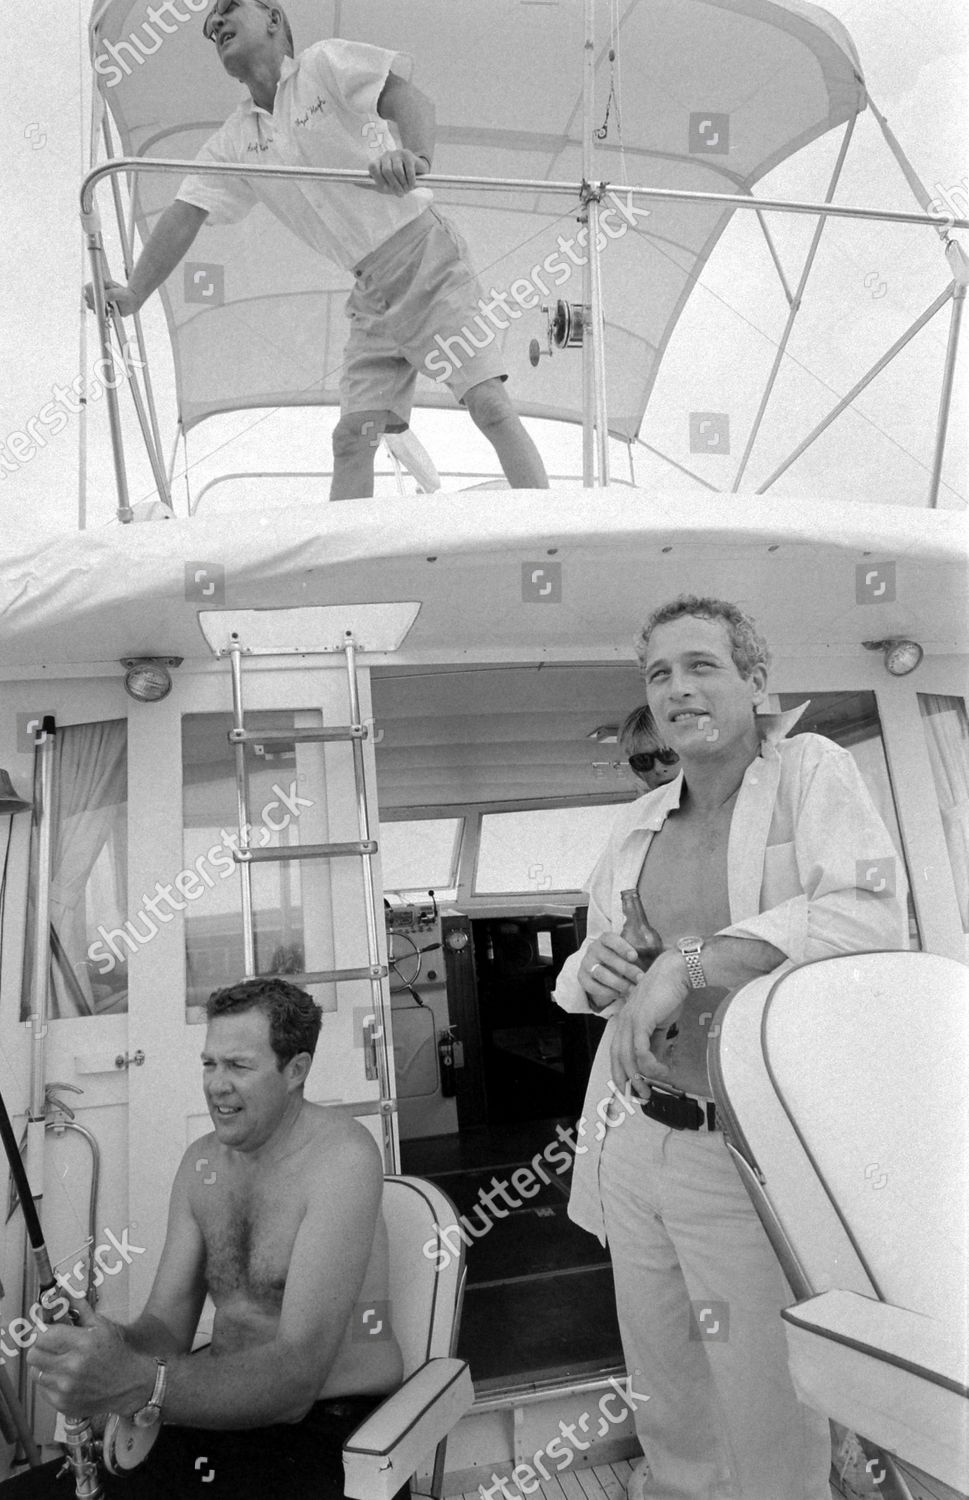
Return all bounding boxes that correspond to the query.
[126,201,208,307]
[630,936,787,1025]
[378,80,435,164]
[697,934,786,991]
[159,1343,317,1429]
[121,1311,192,1359]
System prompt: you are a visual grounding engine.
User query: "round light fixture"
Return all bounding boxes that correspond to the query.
[0,770,31,815]
[121,656,183,702]
[862,639,924,677]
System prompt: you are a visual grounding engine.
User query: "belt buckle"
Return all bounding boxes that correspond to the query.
[644,1084,702,1131]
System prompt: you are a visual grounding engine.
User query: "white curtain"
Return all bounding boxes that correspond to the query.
[22,721,128,1019]
[918,694,969,933]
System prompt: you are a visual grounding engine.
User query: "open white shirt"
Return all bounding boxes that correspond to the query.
[176,39,433,271]
[553,721,910,1241]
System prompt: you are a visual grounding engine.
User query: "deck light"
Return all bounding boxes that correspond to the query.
[863,639,924,676]
[121,656,183,702]
[0,771,31,815]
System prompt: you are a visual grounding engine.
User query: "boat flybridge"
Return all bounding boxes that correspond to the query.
[0,0,967,1496]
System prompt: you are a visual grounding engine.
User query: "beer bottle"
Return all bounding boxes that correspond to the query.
[619,889,664,971]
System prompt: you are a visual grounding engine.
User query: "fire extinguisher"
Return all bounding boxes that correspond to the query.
[438,1027,457,1097]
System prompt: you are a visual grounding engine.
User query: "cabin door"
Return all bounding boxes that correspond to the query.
[124,662,392,1312]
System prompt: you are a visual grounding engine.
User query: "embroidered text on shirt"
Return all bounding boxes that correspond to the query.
[294,96,327,127]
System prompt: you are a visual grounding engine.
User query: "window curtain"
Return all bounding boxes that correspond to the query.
[22,721,128,1019]
[918,694,969,932]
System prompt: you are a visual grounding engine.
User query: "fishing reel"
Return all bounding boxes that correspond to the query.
[528,299,587,366]
[102,1411,161,1476]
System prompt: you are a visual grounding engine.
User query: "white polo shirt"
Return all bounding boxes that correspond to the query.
[176,39,433,271]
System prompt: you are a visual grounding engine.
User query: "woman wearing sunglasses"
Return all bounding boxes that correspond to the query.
[618,704,681,791]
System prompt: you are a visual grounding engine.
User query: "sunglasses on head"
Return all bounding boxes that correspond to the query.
[628,748,680,774]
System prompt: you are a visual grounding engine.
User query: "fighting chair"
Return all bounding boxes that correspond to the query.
[708,952,969,1498]
[342,1176,473,1500]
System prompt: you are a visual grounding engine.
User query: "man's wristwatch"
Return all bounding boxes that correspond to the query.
[676,936,707,989]
[131,1358,167,1428]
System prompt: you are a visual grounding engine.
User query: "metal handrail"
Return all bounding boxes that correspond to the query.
[80,158,968,524]
[79,158,969,230]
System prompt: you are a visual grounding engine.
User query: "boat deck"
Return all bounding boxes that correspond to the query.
[449,1458,844,1500]
[451,1456,637,1500]
[448,1454,962,1500]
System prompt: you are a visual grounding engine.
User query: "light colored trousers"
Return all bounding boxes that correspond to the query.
[599,1106,832,1500]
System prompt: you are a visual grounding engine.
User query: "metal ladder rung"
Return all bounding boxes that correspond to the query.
[228,726,367,744]
[257,964,389,985]
[227,632,397,1172]
[234,840,377,863]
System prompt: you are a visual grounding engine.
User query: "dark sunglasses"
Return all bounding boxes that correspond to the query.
[628,748,679,774]
[204,0,265,41]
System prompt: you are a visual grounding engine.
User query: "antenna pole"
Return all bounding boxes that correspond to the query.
[581,0,595,486]
[581,0,610,487]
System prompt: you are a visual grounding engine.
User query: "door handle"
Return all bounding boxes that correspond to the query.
[114,1050,146,1070]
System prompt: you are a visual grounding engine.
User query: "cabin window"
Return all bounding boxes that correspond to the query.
[473,804,625,894]
[777,692,920,946]
[379,817,462,896]
[181,710,330,1015]
[21,720,128,1019]
[918,694,969,933]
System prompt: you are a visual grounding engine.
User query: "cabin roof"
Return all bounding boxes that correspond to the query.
[1,492,964,675]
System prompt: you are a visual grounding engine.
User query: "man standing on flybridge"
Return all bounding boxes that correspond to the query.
[91,0,549,500]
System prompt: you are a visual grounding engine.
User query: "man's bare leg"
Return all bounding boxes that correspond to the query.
[464,379,549,488]
[330,409,391,501]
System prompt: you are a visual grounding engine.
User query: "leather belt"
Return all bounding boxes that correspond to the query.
[640,1085,719,1132]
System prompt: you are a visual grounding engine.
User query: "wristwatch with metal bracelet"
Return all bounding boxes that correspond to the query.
[676,936,707,989]
[131,1358,168,1427]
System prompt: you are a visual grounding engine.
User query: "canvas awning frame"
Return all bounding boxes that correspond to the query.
[80,150,969,526]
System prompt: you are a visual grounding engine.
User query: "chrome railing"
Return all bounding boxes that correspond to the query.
[80,159,969,524]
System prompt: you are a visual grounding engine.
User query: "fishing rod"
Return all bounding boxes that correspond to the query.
[0,1083,103,1498]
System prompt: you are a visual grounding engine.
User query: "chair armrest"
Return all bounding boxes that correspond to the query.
[782,1290,969,1494]
[342,1358,473,1500]
[782,1289,968,1395]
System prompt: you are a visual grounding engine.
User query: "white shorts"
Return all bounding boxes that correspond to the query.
[341,207,508,428]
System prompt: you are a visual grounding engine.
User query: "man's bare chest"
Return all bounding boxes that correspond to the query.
[198,1180,303,1309]
[638,807,734,942]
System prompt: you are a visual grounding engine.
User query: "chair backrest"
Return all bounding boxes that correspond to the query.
[382,1175,467,1378]
[710,951,969,1320]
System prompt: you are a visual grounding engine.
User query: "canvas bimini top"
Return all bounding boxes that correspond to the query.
[86,0,866,440]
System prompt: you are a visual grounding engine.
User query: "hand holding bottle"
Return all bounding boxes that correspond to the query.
[578,932,644,1010]
[579,890,666,1011]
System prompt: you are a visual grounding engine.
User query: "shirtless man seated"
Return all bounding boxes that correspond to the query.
[8,978,403,1498]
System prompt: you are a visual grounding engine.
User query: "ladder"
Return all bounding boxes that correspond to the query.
[224,629,397,1171]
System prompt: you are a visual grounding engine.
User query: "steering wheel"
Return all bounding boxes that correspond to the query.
[388,930,423,990]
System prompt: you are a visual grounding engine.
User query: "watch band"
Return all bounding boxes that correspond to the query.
[677,937,707,990]
[132,1358,167,1428]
